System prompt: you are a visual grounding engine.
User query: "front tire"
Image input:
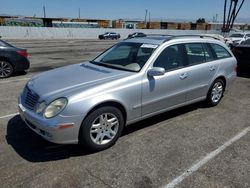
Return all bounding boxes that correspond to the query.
[206,79,225,106]
[79,106,124,151]
[0,60,14,78]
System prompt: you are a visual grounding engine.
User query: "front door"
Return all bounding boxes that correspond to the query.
[142,44,188,116]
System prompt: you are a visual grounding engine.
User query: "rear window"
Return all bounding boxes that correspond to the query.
[0,40,14,48]
[229,34,244,38]
[209,44,231,59]
[0,40,7,47]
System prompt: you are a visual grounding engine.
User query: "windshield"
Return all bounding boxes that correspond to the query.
[91,42,158,72]
[229,34,244,38]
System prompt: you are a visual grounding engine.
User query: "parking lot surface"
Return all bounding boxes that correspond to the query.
[0,39,249,188]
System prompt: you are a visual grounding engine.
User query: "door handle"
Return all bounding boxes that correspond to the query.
[209,66,216,71]
[179,73,188,80]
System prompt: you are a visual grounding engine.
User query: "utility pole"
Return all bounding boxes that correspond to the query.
[222,0,245,33]
[43,5,46,18]
[149,11,151,29]
[144,9,148,29]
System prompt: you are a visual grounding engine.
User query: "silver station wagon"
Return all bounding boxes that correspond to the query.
[18,35,237,151]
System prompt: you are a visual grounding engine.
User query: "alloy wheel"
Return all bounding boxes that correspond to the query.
[211,82,223,103]
[90,113,119,145]
[0,61,13,78]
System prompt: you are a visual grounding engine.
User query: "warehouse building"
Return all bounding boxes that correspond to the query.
[0,15,248,31]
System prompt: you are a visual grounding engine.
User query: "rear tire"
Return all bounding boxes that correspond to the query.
[0,60,14,78]
[79,106,124,151]
[206,79,225,106]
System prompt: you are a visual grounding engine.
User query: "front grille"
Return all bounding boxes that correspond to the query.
[23,86,39,111]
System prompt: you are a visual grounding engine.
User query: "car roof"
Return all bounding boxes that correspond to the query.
[124,35,220,45]
[125,35,173,45]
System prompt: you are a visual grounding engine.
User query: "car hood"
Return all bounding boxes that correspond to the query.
[28,62,133,100]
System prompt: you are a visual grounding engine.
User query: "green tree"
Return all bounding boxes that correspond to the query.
[196,18,206,23]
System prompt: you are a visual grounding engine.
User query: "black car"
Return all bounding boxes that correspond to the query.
[127,32,147,39]
[232,38,250,73]
[0,40,29,78]
[99,32,120,40]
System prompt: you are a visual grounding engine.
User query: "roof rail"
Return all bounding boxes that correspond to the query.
[145,34,222,41]
[172,35,221,40]
[146,34,173,37]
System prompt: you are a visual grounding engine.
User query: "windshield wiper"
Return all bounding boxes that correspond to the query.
[90,61,134,72]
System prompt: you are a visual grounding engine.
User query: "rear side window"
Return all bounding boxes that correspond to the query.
[210,44,231,59]
[184,43,213,65]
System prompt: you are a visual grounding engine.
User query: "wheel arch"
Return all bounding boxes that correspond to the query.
[78,100,127,141]
[84,100,127,124]
[214,76,226,90]
[0,56,13,66]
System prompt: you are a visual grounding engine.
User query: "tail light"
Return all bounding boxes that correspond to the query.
[17,50,28,58]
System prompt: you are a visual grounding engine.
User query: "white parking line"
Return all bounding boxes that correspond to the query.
[0,113,19,119]
[163,126,250,188]
[0,78,30,84]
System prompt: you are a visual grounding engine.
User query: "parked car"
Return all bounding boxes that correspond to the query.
[225,33,250,48]
[232,37,250,72]
[127,32,147,39]
[0,40,29,78]
[98,32,120,40]
[18,35,236,151]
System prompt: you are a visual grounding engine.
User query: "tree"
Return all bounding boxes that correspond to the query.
[196,18,206,23]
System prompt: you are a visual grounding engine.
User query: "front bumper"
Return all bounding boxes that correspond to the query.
[18,97,83,144]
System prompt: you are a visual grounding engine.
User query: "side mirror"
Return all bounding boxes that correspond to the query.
[147,67,165,77]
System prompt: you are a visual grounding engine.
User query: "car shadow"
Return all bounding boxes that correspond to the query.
[28,66,56,73]
[6,115,90,162]
[12,71,28,77]
[6,102,204,162]
[122,102,204,136]
[237,69,250,79]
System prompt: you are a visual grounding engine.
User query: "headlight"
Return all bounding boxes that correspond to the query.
[44,98,67,119]
[36,101,46,114]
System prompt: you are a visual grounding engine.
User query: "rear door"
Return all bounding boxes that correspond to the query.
[183,43,218,102]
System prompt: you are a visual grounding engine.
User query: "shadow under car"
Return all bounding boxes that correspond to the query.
[6,102,204,162]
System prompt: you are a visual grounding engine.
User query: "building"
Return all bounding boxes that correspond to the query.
[0,15,248,31]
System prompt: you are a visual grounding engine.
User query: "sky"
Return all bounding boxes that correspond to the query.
[1,0,250,22]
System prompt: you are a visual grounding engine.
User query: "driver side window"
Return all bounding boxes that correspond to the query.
[153,44,184,71]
